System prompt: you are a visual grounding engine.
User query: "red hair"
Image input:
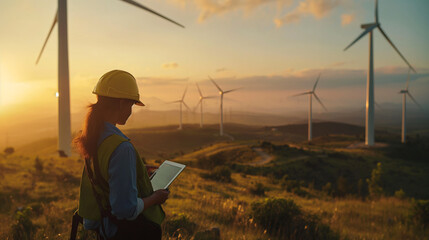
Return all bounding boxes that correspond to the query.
[73,96,121,159]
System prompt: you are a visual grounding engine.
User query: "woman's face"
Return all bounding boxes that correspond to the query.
[117,99,135,125]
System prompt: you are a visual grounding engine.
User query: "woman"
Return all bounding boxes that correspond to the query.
[74,70,169,240]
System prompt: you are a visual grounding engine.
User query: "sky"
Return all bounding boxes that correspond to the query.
[0,0,429,138]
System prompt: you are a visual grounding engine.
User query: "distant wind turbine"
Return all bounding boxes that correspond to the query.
[399,70,420,143]
[209,77,241,136]
[35,0,184,157]
[344,0,415,146]
[169,86,191,130]
[194,83,215,128]
[292,73,327,141]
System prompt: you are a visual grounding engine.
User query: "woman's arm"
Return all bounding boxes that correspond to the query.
[142,189,169,208]
[108,142,143,220]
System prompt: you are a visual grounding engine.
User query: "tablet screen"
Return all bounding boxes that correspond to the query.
[150,161,185,191]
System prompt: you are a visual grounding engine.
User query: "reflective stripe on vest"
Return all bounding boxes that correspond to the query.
[78,134,165,225]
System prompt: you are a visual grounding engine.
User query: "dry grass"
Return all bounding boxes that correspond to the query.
[0,145,427,240]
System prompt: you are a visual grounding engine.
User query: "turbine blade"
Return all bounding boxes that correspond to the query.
[344,24,377,51]
[203,96,216,99]
[182,101,191,111]
[209,76,222,92]
[224,88,241,94]
[181,85,188,101]
[193,100,201,112]
[407,92,421,108]
[291,92,310,97]
[36,11,58,65]
[313,73,321,92]
[196,82,203,97]
[375,101,383,109]
[168,100,182,104]
[313,93,327,111]
[375,0,379,23]
[120,0,184,28]
[377,26,416,73]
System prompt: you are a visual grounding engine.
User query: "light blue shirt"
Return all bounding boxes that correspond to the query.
[83,122,144,238]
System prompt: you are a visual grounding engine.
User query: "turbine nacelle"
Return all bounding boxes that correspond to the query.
[361,23,378,29]
[292,74,327,111]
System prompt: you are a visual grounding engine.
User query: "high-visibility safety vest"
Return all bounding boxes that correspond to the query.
[78,134,165,226]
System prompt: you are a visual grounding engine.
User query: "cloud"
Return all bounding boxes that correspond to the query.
[136,76,187,86]
[162,62,179,69]
[275,0,342,27]
[204,66,429,92]
[171,0,293,22]
[171,0,349,27]
[341,13,355,26]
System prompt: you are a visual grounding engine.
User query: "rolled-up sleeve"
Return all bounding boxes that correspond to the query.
[108,142,144,220]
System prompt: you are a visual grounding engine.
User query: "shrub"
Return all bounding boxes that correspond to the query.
[248,182,265,196]
[197,153,227,170]
[322,182,332,196]
[34,156,43,173]
[394,189,406,200]
[366,162,383,198]
[164,214,197,239]
[260,141,274,152]
[250,198,301,236]
[281,176,300,193]
[10,207,37,240]
[336,176,349,197]
[28,202,44,216]
[194,227,220,240]
[410,200,429,229]
[201,166,232,182]
[4,147,14,156]
[250,198,339,239]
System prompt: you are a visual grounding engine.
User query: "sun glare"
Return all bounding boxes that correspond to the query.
[0,70,33,108]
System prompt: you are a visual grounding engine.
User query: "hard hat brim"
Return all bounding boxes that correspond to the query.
[136,100,145,106]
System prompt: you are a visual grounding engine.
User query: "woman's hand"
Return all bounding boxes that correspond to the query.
[142,189,170,208]
[152,189,170,204]
[146,165,158,176]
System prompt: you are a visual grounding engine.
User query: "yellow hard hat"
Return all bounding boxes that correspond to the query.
[93,70,144,106]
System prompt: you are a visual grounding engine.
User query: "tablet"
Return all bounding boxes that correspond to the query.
[150,160,186,191]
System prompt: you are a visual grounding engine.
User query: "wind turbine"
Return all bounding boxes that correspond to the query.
[292,74,327,141]
[344,0,415,146]
[35,0,184,157]
[194,83,215,128]
[209,77,240,136]
[169,86,191,130]
[399,69,420,143]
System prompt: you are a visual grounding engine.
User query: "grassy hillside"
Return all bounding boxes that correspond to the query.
[1,122,429,239]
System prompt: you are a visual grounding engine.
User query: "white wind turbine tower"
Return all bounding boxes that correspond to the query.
[169,86,191,130]
[35,0,184,157]
[399,69,420,143]
[195,83,215,128]
[344,0,415,146]
[292,74,327,141]
[209,77,240,136]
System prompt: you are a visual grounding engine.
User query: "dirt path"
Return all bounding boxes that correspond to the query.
[250,148,275,165]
